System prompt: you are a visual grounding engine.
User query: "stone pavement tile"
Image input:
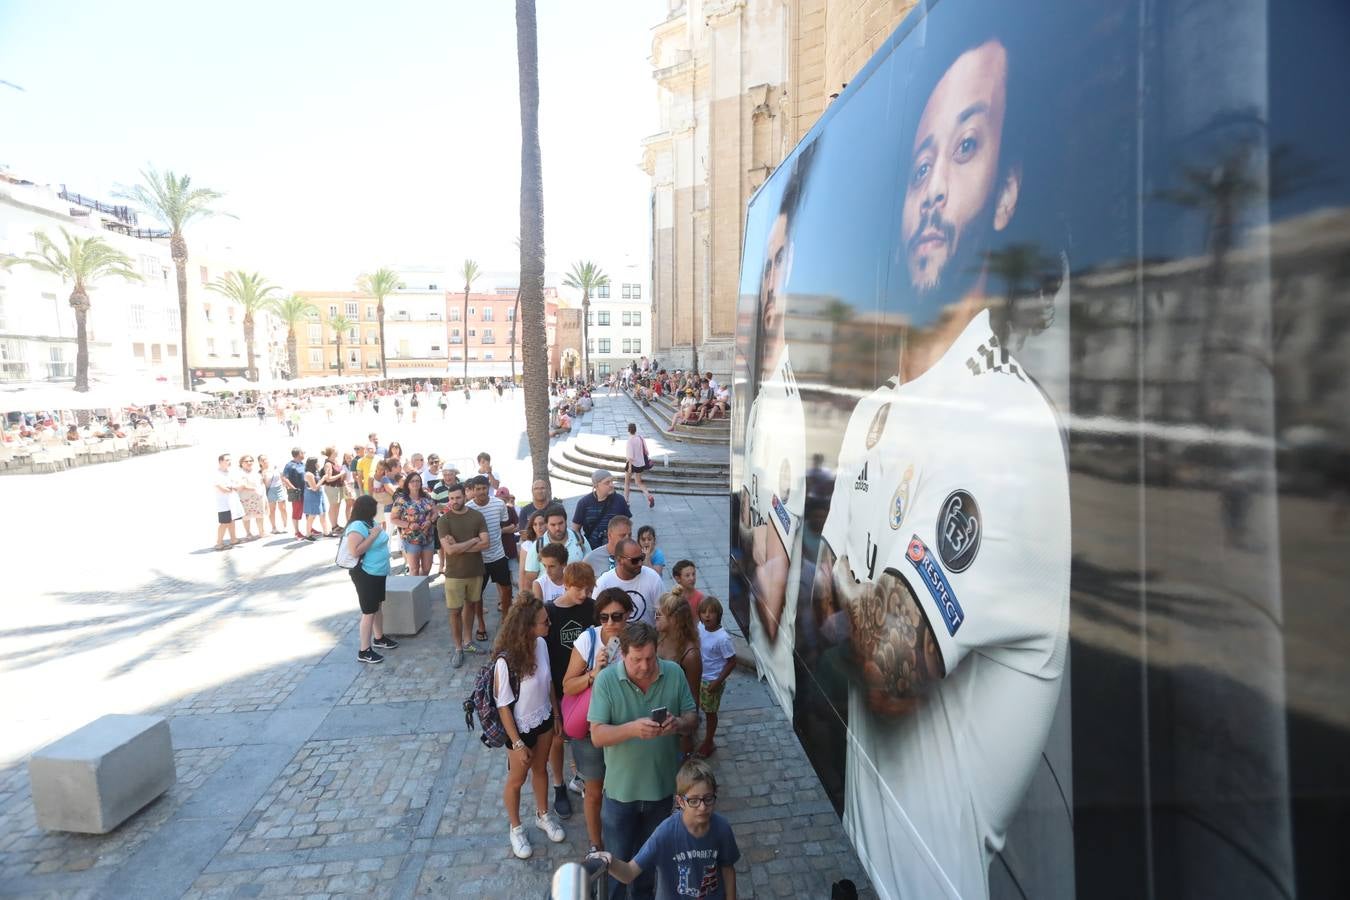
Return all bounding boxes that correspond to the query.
[0,745,235,881]
[336,606,459,707]
[157,661,313,717]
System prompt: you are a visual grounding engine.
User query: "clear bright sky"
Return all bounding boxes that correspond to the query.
[0,0,664,288]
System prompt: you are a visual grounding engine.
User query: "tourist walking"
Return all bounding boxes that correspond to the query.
[343,495,399,664]
[436,482,488,668]
[589,622,699,900]
[595,538,664,626]
[623,423,655,509]
[572,469,632,553]
[493,594,566,859]
[391,472,437,577]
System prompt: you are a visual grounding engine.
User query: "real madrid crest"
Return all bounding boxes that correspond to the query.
[865,403,889,449]
[889,465,914,530]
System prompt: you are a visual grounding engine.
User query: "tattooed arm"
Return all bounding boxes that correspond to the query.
[814,538,946,717]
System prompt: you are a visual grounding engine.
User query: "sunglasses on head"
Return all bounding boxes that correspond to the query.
[597,612,627,624]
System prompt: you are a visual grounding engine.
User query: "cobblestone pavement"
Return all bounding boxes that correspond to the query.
[0,392,872,898]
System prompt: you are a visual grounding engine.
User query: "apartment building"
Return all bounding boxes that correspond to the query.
[582,262,652,378]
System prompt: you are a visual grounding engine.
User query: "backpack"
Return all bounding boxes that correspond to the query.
[464,653,518,748]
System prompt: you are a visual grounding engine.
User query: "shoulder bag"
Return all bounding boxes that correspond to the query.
[561,626,598,740]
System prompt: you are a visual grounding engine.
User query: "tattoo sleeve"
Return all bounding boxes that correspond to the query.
[823,543,946,716]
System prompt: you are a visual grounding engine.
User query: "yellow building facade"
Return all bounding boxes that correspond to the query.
[643,0,915,373]
[292,292,384,379]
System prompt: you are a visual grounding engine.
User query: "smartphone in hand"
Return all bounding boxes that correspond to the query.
[650,706,669,724]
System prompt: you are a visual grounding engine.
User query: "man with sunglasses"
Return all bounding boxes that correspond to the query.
[594,538,663,627]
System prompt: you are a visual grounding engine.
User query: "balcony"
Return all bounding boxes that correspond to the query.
[1,361,31,382]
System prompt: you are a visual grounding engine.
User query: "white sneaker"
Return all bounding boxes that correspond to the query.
[509,823,533,859]
[535,811,565,843]
[567,773,586,797]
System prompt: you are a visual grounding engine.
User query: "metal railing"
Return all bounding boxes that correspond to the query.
[550,857,608,900]
[58,186,138,225]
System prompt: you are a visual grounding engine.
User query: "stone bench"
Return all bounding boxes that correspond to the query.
[383,574,431,636]
[29,714,175,834]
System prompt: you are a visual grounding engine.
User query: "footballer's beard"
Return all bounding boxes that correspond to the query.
[908,202,995,313]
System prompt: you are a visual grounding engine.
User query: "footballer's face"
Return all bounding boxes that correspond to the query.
[902,39,1019,303]
[760,212,792,344]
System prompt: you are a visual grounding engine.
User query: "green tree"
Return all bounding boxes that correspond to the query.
[459,259,482,385]
[270,295,317,380]
[356,267,399,379]
[516,0,550,479]
[3,228,142,391]
[206,271,279,381]
[563,260,609,382]
[328,314,355,376]
[116,168,227,389]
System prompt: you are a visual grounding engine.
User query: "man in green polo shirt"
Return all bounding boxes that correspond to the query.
[589,622,698,900]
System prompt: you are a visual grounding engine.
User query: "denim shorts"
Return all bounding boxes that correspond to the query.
[402,535,433,553]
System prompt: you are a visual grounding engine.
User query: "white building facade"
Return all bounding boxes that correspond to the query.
[582,261,653,378]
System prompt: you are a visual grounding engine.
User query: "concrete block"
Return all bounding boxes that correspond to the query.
[383,574,431,636]
[29,714,175,834]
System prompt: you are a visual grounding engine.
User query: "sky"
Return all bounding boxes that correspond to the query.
[0,0,665,289]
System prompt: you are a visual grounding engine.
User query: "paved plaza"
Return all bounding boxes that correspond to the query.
[0,390,872,898]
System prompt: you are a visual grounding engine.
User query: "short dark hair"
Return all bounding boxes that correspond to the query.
[620,622,659,653]
[543,504,567,522]
[636,524,656,542]
[291,448,303,459]
[445,481,465,496]
[540,542,568,566]
[627,423,637,434]
[351,494,377,525]
[594,587,633,621]
[466,475,489,488]
[672,559,696,579]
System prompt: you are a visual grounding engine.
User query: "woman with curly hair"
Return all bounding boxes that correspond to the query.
[494,592,565,859]
[656,591,703,758]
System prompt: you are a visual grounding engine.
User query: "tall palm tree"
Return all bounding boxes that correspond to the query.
[116,168,226,390]
[270,295,317,380]
[563,261,609,383]
[516,0,551,480]
[328,314,355,377]
[356,267,399,380]
[205,271,279,381]
[2,228,141,391]
[459,259,482,385]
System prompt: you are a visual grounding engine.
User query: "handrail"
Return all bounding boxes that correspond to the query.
[550,857,608,900]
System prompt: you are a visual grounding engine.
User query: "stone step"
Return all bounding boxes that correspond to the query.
[550,444,727,489]
[549,448,726,496]
[571,433,728,472]
[625,392,729,445]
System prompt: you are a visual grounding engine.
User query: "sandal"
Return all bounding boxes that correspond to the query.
[476,630,488,643]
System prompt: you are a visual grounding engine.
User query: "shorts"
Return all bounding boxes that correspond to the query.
[290,499,303,520]
[699,680,726,714]
[216,510,238,525]
[626,461,651,474]
[570,734,606,781]
[482,556,512,587]
[443,577,478,610]
[402,535,432,553]
[349,565,386,615]
[513,717,554,751]
[322,485,344,508]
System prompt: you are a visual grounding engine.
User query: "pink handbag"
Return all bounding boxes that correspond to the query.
[561,627,598,739]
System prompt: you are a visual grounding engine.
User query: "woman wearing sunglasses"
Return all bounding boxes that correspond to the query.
[561,587,634,852]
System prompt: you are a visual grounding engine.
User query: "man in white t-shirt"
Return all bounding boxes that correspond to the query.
[521,504,587,592]
[594,538,664,627]
[213,452,243,550]
[622,423,655,509]
[466,475,513,625]
[813,34,1070,900]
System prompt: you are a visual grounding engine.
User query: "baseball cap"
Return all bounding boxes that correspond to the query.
[591,469,613,485]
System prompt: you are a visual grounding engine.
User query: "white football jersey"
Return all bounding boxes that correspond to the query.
[743,344,806,717]
[821,310,1071,900]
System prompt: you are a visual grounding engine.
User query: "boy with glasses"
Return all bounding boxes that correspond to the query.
[589,757,740,899]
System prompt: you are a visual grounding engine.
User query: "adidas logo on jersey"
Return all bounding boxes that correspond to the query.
[853,462,869,492]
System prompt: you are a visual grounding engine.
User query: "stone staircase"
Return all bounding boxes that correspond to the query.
[549,432,728,497]
[625,389,731,446]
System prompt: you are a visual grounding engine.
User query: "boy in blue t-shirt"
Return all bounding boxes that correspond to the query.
[590,758,740,899]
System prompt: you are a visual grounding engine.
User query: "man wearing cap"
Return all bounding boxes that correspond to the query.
[571,469,633,553]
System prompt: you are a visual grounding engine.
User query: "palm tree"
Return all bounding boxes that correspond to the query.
[206,271,279,381]
[116,168,226,390]
[459,259,482,385]
[516,0,551,479]
[3,228,141,391]
[328,314,355,377]
[270,295,317,380]
[563,260,609,382]
[356,267,399,380]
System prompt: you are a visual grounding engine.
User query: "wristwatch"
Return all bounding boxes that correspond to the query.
[511,739,525,751]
